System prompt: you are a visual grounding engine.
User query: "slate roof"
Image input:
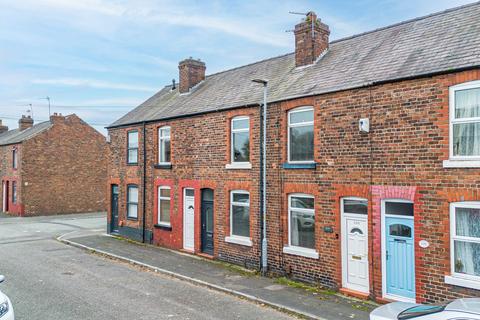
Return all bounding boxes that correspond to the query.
[0,121,53,146]
[109,2,480,128]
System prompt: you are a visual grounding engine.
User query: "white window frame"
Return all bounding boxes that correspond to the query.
[157,186,171,226]
[225,190,252,246]
[126,184,139,219]
[287,106,314,164]
[445,202,480,289]
[228,116,251,168]
[12,148,17,169]
[444,81,480,168]
[158,126,171,165]
[283,193,318,259]
[127,130,139,164]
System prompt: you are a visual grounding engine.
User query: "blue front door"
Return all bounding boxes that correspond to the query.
[385,216,415,299]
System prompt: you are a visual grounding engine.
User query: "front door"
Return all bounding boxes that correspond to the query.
[110,184,119,233]
[3,181,9,212]
[183,188,195,251]
[341,198,369,293]
[383,201,415,301]
[201,189,214,255]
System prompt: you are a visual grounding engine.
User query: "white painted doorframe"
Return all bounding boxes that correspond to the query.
[2,181,6,212]
[341,197,369,293]
[183,188,195,251]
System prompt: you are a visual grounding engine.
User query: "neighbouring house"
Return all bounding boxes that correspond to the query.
[0,113,107,216]
[107,3,480,304]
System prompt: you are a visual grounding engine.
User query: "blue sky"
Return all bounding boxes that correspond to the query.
[0,0,475,134]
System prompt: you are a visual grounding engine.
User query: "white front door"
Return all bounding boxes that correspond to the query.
[341,198,369,293]
[183,188,195,251]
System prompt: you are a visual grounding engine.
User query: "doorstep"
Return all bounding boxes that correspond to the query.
[339,287,370,300]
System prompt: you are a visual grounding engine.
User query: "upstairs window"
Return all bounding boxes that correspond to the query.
[127,185,138,219]
[288,107,314,163]
[158,127,171,164]
[158,186,171,226]
[127,130,139,164]
[12,148,17,169]
[231,117,250,163]
[230,190,250,238]
[450,202,480,280]
[450,81,480,158]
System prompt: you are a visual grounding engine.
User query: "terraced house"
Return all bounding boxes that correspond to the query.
[107,3,480,304]
[0,113,107,216]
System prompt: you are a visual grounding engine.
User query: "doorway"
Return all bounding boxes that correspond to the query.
[341,197,369,293]
[201,189,214,255]
[183,188,195,251]
[110,184,119,233]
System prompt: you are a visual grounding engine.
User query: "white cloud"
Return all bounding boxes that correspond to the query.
[31,78,157,92]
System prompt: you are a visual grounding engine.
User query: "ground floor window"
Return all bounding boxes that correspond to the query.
[288,194,315,249]
[127,185,138,219]
[451,202,480,279]
[158,186,171,226]
[230,190,250,238]
[12,181,17,204]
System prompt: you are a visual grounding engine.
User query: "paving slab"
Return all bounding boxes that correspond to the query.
[60,233,376,320]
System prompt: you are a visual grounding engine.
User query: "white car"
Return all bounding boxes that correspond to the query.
[0,276,14,320]
[370,298,480,319]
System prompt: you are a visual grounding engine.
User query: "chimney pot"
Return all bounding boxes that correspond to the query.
[178,57,206,94]
[19,114,34,131]
[294,11,330,67]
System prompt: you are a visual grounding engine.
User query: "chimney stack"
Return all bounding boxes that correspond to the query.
[178,57,206,94]
[0,120,8,134]
[294,12,330,67]
[50,112,65,124]
[18,115,34,131]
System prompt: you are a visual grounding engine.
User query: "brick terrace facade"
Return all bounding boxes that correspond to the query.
[0,114,108,216]
[107,6,480,304]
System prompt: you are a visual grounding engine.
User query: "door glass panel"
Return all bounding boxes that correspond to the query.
[343,199,368,215]
[389,224,412,237]
[206,207,213,232]
[385,202,413,216]
[202,189,214,201]
[350,227,363,235]
[185,189,194,197]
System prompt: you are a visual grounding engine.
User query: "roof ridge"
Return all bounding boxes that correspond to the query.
[330,1,480,44]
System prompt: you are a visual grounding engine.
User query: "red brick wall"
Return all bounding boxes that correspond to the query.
[265,69,480,303]
[108,106,262,268]
[0,144,24,215]
[108,68,480,303]
[19,114,107,216]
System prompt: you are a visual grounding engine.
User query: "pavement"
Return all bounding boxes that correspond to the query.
[60,228,376,320]
[0,213,293,320]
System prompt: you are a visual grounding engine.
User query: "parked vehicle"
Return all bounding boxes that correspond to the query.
[0,276,14,320]
[370,298,480,319]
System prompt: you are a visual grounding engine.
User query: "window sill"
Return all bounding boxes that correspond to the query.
[283,246,319,259]
[127,163,138,166]
[154,224,172,231]
[282,162,316,169]
[225,163,252,170]
[225,236,252,247]
[443,159,480,168]
[445,275,480,290]
[154,163,172,169]
[126,217,138,221]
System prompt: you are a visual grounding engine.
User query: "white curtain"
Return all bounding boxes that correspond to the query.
[454,88,480,156]
[455,208,477,275]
